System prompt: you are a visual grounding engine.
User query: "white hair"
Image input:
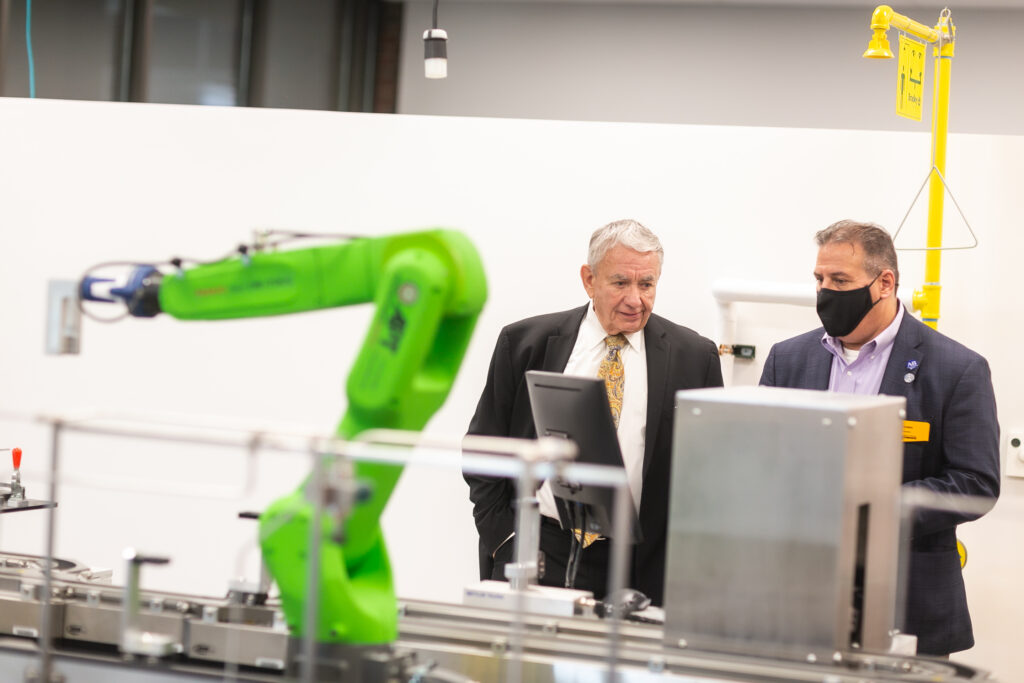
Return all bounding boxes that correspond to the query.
[587,219,664,270]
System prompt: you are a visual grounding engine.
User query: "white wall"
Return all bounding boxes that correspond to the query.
[398,2,1024,135]
[0,97,1022,677]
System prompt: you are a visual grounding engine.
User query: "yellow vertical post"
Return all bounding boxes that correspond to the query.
[864,6,956,330]
[914,14,954,329]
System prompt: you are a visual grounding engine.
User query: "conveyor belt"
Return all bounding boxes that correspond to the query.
[0,553,991,683]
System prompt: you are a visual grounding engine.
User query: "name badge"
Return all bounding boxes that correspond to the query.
[902,420,930,443]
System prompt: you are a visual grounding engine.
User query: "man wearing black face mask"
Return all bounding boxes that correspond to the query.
[760,220,1000,657]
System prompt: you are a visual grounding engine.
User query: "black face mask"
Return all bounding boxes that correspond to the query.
[816,273,881,338]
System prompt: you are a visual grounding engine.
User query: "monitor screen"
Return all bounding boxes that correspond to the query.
[525,370,641,542]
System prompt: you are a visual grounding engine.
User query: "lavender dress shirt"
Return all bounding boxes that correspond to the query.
[822,304,905,395]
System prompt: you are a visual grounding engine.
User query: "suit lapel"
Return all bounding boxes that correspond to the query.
[879,313,924,398]
[642,317,668,481]
[542,305,588,372]
[806,335,833,390]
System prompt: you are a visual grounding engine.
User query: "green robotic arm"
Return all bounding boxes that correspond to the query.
[81,229,487,643]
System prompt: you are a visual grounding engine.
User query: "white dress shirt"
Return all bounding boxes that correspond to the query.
[536,304,647,521]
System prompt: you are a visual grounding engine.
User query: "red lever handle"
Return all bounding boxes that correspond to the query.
[12,447,21,470]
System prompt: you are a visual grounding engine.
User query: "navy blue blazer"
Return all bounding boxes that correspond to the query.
[760,312,1000,655]
[465,304,723,606]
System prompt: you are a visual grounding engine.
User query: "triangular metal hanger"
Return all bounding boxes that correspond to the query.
[892,163,978,252]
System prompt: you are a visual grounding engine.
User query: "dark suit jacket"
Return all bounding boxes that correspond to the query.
[465,304,723,606]
[760,312,1000,655]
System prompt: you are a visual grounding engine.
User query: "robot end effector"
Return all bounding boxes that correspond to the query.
[45,263,161,355]
[80,265,163,318]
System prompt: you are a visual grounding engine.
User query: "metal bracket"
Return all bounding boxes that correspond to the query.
[120,548,177,658]
[45,280,81,355]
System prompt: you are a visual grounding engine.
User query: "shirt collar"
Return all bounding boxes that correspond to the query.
[820,302,905,359]
[583,303,646,354]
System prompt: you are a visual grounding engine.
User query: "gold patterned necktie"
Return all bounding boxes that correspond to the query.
[599,334,627,428]
[574,333,627,549]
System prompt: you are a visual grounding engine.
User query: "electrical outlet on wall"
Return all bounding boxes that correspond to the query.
[1005,432,1024,479]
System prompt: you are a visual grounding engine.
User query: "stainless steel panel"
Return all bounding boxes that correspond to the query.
[187,621,288,669]
[664,386,905,659]
[64,602,184,647]
[0,596,63,637]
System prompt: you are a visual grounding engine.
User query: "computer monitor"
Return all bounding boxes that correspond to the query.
[525,370,641,543]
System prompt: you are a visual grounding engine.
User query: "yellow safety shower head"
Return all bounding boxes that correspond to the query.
[863,28,893,58]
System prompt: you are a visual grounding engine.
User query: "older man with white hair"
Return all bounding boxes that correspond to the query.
[465,219,723,606]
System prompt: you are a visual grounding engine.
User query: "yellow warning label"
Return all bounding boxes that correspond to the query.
[897,34,926,121]
[903,420,930,443]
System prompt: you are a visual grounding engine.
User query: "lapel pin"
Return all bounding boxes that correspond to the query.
[904,372,916,384]
[906,360,919,371]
